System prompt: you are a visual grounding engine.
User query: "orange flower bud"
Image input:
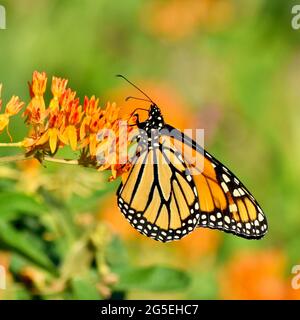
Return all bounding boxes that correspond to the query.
[30,71,47,97]
[5,95,24,116]
[50,76,68,110]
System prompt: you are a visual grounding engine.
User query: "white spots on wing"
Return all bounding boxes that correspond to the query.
[238,188,245,196]
[222,174,230,183]
[258,213,264,222]
[233,189,240,197]
[245,223,251,230]
[224,216,231,224]
[234,177,240,185]
[221,182,229,193]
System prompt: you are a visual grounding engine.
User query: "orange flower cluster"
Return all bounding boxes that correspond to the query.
[0,71,136,180]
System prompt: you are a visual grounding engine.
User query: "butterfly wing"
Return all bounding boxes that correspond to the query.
[162,124,268,239]
[117,142,201,242]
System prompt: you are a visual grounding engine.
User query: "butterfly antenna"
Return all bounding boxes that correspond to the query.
[116,74,155,105]
[125,96,152,102]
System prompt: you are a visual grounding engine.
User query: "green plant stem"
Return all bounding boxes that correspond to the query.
[0,154,33,163]
[0,142,23,147]
[0,153,79,165]
[44,156,79,165]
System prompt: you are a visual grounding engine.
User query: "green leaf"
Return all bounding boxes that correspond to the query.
[0,192,46,221]
[116,266,190,292]
[71,275,102,300]
[60,238,93,280]
[107,236,129,271]
[0,221,56,274]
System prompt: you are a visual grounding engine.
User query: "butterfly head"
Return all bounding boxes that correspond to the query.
[136,104,164,133]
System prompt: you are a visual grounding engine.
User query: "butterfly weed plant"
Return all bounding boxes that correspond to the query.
[0,71,189,299]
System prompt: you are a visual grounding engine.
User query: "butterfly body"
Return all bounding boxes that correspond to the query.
[117,102,268,242]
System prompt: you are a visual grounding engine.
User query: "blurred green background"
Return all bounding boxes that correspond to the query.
[0,0,300,299]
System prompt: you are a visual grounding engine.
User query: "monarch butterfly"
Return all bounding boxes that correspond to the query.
[116,76,268,242]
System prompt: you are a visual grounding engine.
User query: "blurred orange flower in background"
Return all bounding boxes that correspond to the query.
[141,0,234,40]
[16,159,42,193]
[219,250,300,300]
[175,228,222,264]
[100,195,137,241]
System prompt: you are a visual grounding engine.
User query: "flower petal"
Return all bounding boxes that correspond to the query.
[67,125,77,151]
[49,128,58,154]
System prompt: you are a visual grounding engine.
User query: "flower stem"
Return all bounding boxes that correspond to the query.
[0,154,33,163]
[0,142,23,147]
[0,153,79,165]
[44,156,79,165]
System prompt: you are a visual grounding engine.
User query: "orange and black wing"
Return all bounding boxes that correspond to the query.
[117,144,201,242]
[163,125,268,239]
